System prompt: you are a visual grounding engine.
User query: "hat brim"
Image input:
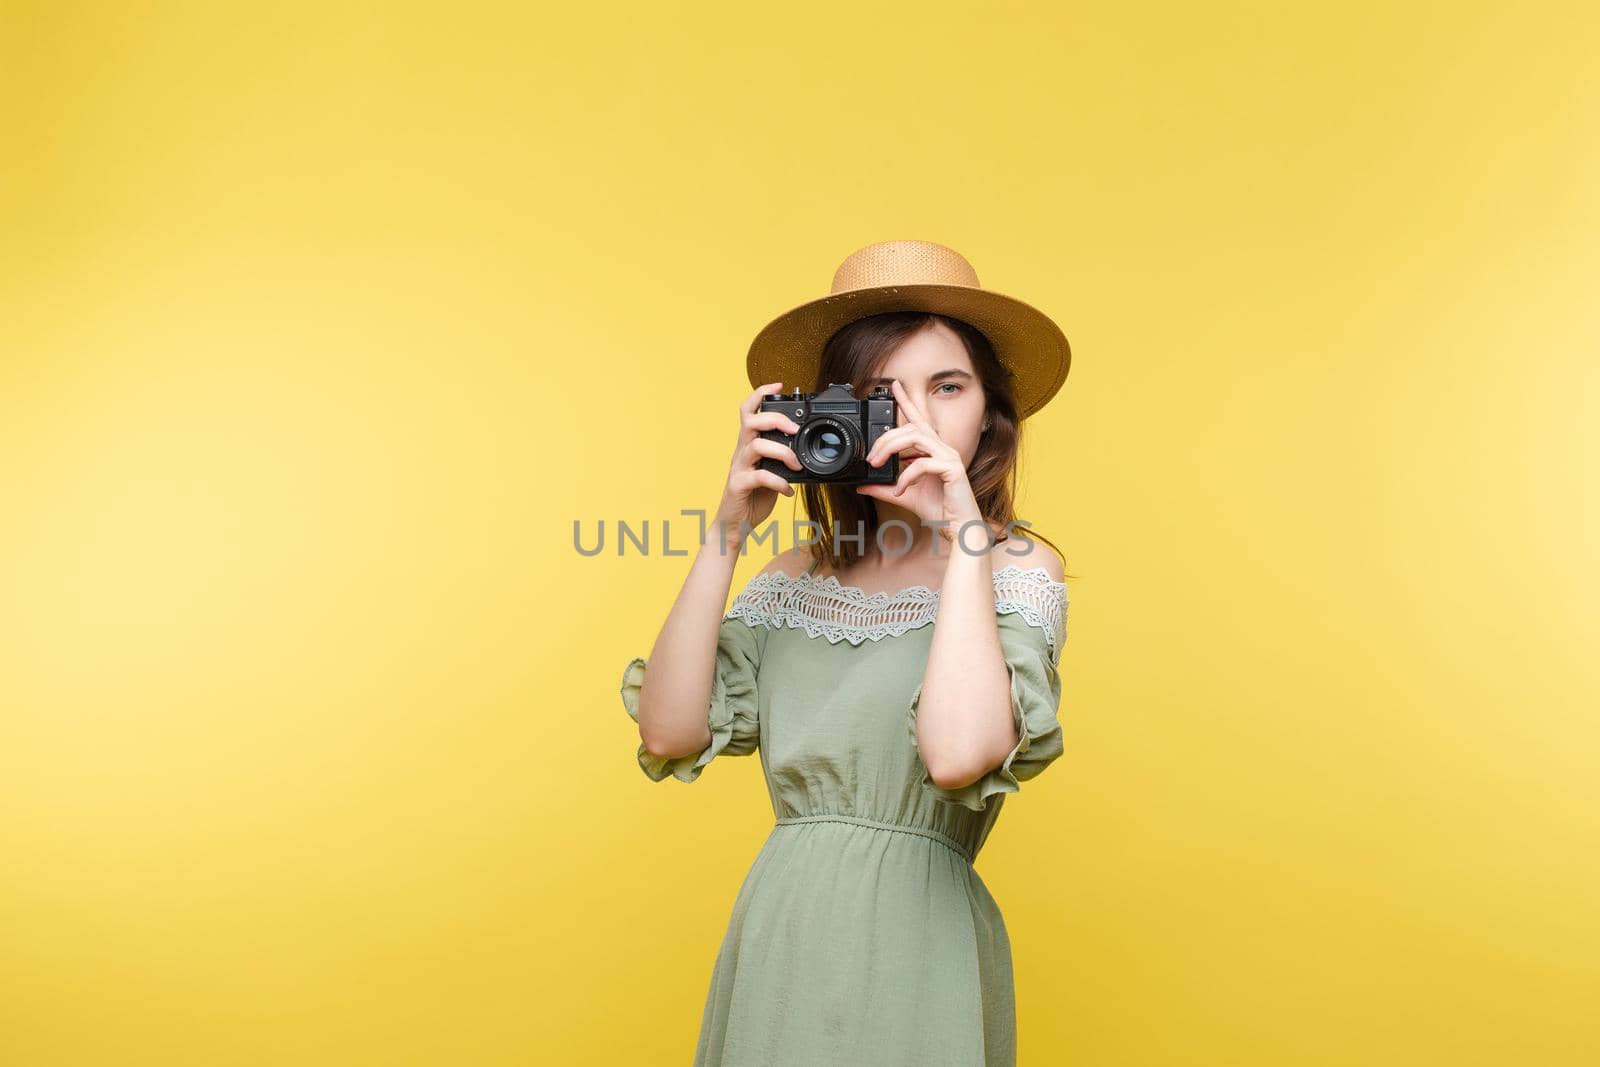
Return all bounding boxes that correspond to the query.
[746,284,1071,419]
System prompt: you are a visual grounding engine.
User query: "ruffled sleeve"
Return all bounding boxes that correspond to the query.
[906,572,1068,812]
[620,612,764,783]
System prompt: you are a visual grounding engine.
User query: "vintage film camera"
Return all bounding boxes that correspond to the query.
[756,383,900,485]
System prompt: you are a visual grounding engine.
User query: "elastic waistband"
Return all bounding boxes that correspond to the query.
[773,813,974,865]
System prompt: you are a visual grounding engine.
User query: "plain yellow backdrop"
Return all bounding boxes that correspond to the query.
[3,2,1597,1064]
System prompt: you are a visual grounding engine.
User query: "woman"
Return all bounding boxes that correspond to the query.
[620,239,1075,1065]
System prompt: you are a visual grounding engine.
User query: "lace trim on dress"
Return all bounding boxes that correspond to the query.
[725,564,1068,663]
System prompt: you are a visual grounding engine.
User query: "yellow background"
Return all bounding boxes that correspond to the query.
[3,2,1597,1063]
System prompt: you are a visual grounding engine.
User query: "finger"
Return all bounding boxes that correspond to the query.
[890,456,950,496]
[885,382,952,456]
[732,467,796,497]
[739,387,800,449]
[865,425,915,465]
[754,469,797,496]
[866,424,945,467]
[746,437,803,471]
[741,381,784,417]
[890,378,930,427]
[890,457,927,496]
[745,409,803,436]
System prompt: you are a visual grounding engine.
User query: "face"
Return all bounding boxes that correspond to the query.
[866,320,988,468]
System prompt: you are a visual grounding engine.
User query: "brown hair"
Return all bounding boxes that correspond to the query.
[795,311,1076,581]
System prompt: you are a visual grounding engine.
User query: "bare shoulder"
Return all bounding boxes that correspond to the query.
[989,529,1066,583]
[755,545,815,580]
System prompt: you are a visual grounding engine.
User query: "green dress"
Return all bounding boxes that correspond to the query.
[619,555,1069,1066]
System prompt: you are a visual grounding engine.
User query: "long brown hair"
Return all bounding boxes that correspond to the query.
[796,311,1076,581]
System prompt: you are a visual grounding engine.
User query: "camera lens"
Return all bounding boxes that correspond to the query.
[797,417,858,476]
[814,428,843,461]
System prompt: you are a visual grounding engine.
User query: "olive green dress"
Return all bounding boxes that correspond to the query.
[619,556,1069,1066]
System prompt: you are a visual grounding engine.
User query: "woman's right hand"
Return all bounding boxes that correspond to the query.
[712,381,804,549]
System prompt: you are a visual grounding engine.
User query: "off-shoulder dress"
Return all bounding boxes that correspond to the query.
[620,554,1069,1066]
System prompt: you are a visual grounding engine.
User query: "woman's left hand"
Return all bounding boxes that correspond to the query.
[856,379,986,546]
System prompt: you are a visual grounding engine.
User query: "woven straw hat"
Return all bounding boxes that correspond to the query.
[746,239,1072,419]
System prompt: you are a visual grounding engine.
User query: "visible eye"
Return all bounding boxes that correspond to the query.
[934,382,962,396]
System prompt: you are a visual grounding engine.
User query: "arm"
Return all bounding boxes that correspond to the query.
[915,538,1067,790]
[631,382,801,763]
[857,379,1068,796]
[914,546,1014,791]
[855,377,1065,794]
[633,538,744,761]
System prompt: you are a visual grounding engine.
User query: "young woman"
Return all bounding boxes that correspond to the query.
[620,240,1075,1065]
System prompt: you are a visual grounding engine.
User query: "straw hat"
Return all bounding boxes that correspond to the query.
[746,239,1072,419]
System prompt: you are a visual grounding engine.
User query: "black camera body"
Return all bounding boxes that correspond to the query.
[757,382,900,485]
